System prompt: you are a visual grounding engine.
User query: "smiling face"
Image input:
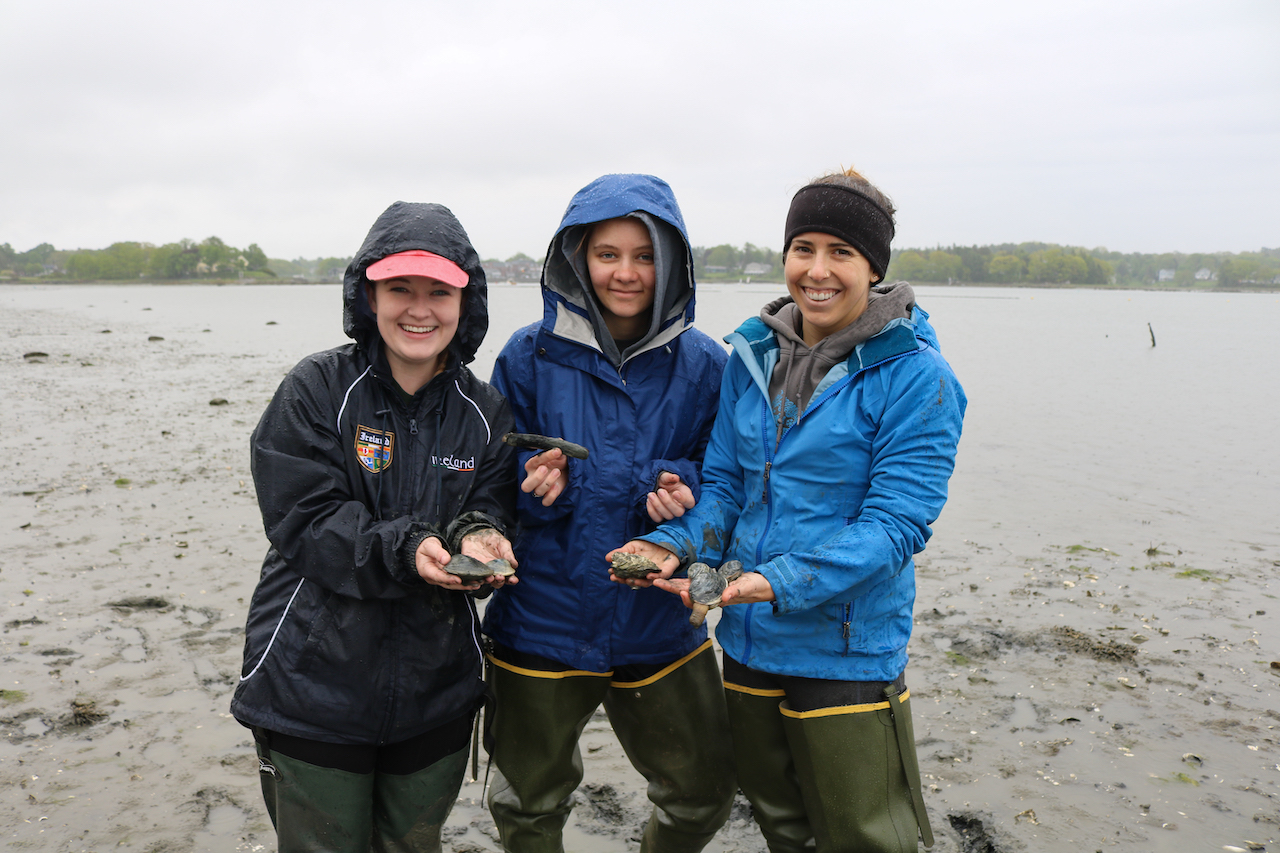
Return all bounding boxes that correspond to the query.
[784,232,880,346]
[365,275,463,394]
[585,217,657,341]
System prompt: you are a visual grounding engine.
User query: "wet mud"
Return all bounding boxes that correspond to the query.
[2,291,1277,852]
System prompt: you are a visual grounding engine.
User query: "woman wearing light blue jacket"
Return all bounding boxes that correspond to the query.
[617,167,966,853]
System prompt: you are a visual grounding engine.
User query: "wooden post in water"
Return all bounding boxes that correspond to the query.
[1148,322,1157,347]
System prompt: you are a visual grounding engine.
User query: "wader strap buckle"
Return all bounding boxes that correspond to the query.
[885,684,935,848]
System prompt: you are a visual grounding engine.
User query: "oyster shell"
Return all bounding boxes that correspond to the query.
[610,552,659,580]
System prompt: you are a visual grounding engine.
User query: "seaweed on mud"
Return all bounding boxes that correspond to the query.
[70,698,108,726]
[929,625,1137,666]
[1045,625,1137,663]
[947,811,1012,853]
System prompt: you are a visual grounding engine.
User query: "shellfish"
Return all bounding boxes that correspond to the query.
[610,552,659,580]
[446,554,516,581]
[687,560,743,625]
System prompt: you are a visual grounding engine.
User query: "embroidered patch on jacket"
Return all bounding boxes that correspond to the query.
[355,425,394,473]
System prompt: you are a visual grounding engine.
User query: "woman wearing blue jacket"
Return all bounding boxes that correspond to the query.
[483,174,735,853]
[619,168,966,852]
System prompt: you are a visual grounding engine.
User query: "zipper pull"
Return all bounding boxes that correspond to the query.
[761,461,772,503]
[409,418,418,435]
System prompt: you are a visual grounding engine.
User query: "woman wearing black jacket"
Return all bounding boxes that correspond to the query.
[231,201,518,852]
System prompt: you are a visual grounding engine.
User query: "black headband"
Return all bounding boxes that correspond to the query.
[783,183,895,279]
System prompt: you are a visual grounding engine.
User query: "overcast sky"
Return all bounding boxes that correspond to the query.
[3,0,1277,260]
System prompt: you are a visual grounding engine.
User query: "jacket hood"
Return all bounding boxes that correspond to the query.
[343,201,489,365]
[540,174,697,366]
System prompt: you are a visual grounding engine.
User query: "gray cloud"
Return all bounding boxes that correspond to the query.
[3,0,1277,259]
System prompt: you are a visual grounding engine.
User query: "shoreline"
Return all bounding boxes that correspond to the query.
[5,278,1280,295]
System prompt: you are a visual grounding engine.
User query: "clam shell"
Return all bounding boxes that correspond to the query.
[448,554,515,580]
[718,560,744,583]
[688,563,728,606]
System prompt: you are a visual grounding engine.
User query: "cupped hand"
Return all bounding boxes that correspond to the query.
[652,576,693,608]
[722,571,776,604]
[646,471,695,522]
[459,528,519,589]
[415,536,482,591]
[604,540,679,589]
[522,448,569,507]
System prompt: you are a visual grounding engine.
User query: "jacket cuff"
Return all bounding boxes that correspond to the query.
[445,511,507,553]
[401,522,446,583]
[755,556,796,614]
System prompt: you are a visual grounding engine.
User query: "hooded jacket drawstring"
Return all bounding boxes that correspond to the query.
[373,407,392,521]
[434,401,445,523]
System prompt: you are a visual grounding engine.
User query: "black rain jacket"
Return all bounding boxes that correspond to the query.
[230,202,517,745]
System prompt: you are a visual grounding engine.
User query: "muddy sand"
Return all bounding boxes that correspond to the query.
[2,288,1277,852]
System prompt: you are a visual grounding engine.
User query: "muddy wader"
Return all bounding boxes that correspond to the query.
[486,640,735,853]
[724,664,933,853]
[254,725,469,853]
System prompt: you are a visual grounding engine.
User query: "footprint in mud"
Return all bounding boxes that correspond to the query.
[573,782,647,838]
[107,596,171,610]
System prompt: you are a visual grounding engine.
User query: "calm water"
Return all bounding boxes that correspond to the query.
[5,281,1279,564]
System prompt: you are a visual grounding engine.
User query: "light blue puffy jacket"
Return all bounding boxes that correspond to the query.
[641,306,966,681]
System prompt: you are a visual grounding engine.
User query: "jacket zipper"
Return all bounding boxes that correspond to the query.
[755,398,777,566]
[740,342,919,670]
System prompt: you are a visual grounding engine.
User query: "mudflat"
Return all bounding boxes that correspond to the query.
[2,286,1277,852]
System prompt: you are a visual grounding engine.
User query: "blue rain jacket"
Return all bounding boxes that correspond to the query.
[483,174,727,671]
[640,306,965,681]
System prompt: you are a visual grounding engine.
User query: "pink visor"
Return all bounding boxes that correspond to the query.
[365,250,469,287]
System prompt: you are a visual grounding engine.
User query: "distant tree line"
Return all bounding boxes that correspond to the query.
[692,243,779,279]
[886,243,1280,287]
[685,240,1280,288]
[7,237,1278,289]
[1,237,274,281]
[267,256,352,282]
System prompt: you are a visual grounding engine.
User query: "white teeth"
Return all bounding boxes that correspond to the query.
[806,290,836,302]
[401,324,436,333]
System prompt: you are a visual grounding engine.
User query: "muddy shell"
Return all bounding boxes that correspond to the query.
[610,552,659,580]
[447,554,515,580]
[687,561,744,626]
[718,560,744,583]
[687,563,727,606]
